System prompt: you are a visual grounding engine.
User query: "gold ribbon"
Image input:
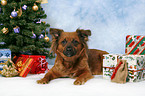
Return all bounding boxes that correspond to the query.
[19,58,33,77]
[18,58,32,72]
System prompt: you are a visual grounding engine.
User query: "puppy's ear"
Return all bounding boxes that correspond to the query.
[50,28,64,40]
[49,28,64,54]
[76,29,91,41]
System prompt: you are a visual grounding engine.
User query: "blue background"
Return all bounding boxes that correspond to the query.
[42,0,145,54]
[41,0,145,64]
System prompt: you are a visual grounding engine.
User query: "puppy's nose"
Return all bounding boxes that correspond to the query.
[66,46,72,51]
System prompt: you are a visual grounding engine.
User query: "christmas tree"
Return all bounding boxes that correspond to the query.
[0,0,54,58]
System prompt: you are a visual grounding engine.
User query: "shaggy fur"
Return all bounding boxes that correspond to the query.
[37,28,108,85]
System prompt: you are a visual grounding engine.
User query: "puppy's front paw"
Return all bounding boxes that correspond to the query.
[74,79,85,85]
[37,78,49,84]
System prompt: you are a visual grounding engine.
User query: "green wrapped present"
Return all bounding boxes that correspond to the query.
[125,35,145,55]
[103,54,145,82]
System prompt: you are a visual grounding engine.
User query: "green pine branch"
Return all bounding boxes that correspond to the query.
[0,0,54,59]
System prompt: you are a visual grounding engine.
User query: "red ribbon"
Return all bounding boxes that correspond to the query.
[111,61,123,80]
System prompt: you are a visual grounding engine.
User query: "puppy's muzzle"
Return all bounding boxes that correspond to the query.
[63,45,77,57]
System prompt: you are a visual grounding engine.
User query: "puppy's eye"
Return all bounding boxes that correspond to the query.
[72,40,79,46]
[61,39,67,45]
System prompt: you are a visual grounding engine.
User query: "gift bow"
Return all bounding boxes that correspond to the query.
[35,57,48,73]
[17,59,32,72]
[17,60,22,67]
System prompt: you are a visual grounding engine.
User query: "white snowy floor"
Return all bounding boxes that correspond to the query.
[1,65,145,96]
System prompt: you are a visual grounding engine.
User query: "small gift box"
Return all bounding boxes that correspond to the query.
[125,35,145,55]
[103,54,145,82]
[103,54,123,79]
[0,49,11,70]
[14,54,48,76]
[15,56,34,77]
[123,55,145,82]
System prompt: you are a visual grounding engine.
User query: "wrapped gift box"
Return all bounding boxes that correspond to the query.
[14,54,48,77]
[125,35,145,55]
[123,55,145,82]
[30,56,48,74]
[103,54,145,82]
[0,49,11,70]
[103,54,123,79]
[15,56,34,77]
[19,58,34,77]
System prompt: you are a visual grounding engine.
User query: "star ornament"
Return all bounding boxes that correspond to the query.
[1,27,9,34]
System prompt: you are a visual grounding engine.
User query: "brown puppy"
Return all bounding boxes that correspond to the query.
[37,28,108,85]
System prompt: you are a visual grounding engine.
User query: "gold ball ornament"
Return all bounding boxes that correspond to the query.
[1,0,7,6]
[44,36,49,42]
[32,3,38,11]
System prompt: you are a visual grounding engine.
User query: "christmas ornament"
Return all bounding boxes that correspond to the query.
[0,7,1,13]
[13,26,20,33]
[1,60,18,77]
[22,5,27,10]
[41,0,48,4]
[1,27,9,34]
[10,15,13,19]
[36,0,48,4]
[1,0,7,6]
[36,19,41,24]
[31,31,36,38]
[16,7,22,17]
[38,34,44,39]
[44,31,49,42]
[11,9,18,17]
[44,36,49,42]
[32,3,38,11]
[35,0,41,3]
